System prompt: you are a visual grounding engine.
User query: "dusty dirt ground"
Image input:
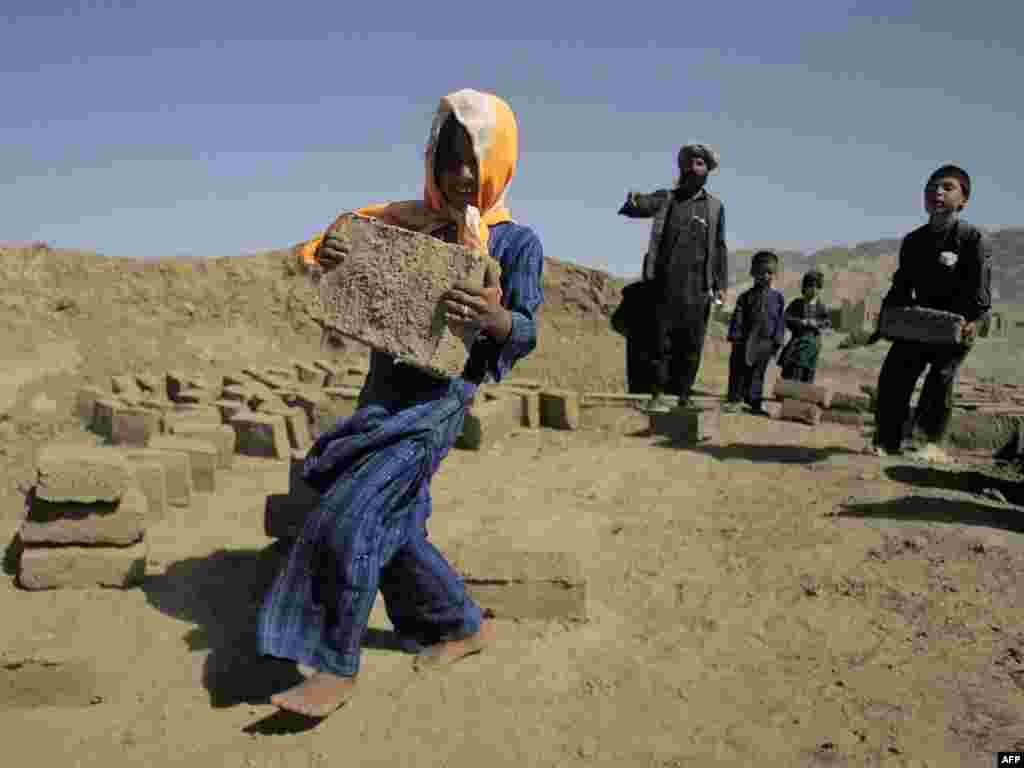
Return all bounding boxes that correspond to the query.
[1,244,1023,766]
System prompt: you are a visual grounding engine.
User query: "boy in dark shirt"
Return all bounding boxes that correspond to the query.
[724,251,786,415]
[779,270,831,383]
[868,164,992,461]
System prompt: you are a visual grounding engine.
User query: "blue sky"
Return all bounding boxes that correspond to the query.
[2,0,1021,276]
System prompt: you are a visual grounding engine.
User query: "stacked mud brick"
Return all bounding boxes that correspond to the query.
[775,380,873,428]
[17,445,148,590]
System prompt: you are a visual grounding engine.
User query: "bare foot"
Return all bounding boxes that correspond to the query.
[269,672,356,718]
[414,622,495,672]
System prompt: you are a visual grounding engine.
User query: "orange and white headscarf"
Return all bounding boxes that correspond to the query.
[298,89,518,263]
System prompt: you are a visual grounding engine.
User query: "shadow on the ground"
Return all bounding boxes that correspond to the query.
[885,465,1024,506]
[655,440,864,464]
[837,494,1024,534]
[142,540,407,732]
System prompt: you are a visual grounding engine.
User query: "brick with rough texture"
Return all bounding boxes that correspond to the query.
[167,423,236,469]
[110,406,163,447]
[75,386,107,424]
[317,213,498,378]
[780,398,822,425]
[580,393,653,433]
[502,377,544,391]
[120,448,191,508]
[879,306,964,345]
[173,387,215,405]
[774,380,833,408]
[457,394,524,450]
[35,444,130,503]
[220,385,252,403]
[147,436,218,492]
[539,390,580,430]
[287,390,329,430]
[222,372,248,389]
[443,546,587,621]
[20,486,147,546]
[127,460,167,522]
[18,541,148,590]
[243,367,282,390]
[229,413,291,459]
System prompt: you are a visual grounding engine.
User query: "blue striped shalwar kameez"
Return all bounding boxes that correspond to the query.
[257,221,545,678]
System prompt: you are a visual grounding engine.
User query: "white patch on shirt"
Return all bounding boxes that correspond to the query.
[939,251,958,267]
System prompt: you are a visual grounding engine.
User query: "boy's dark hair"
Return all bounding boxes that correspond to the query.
[927,164,971,204]
[803,270,824,289]
[434,114,468,180]
[750,250,779,274]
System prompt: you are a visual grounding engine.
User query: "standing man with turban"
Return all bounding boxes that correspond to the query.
[618,143,728,412]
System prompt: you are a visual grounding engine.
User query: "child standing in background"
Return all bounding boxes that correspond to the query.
[724,251,785,415]
[779,269,831,383]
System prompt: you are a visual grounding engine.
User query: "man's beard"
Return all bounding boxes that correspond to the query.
[677,172,707,195]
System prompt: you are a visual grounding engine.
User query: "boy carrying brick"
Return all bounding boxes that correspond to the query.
[778,269,831,383]
[724,251,785,415]
[867,164,992,461]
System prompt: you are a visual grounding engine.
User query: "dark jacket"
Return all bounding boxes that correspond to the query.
[881,219,992,323]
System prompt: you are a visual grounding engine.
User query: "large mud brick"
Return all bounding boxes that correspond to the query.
[168,423,236,469]
[148,436,218,493]
[444,547,587,621]
[262,406,313,452]
[879,306,965,345]
[265,366,296,383]
[17,541,148,590]
[822,409,867,428]
[457,394,524,450]
[35,444,130,503]
[579,393,653,433]
[774,380,833,408]
[230,413,291,459]
[20,486,147,546]
[91,399,119,439]
[649,408,703,443]
[110,405,163,447]
[120,448,192,508]
[74,386,107,424]
[126,460,167,522]
[539,390,581,430]
[317,213,499,378]
[222,372,248,389]
[294,361,327,387]
[780,398,822,426]
[174,387,215,405]
[502,387,542,428]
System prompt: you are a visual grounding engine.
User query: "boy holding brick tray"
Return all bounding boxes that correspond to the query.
[258,90,544,718]
[867,164,992,461]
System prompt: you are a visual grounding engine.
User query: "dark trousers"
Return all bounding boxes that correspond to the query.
[626,330,658,395]
[727,342,769,406]
[651,298,712,400]
[875,340,969,451]
[781,364,816,383]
